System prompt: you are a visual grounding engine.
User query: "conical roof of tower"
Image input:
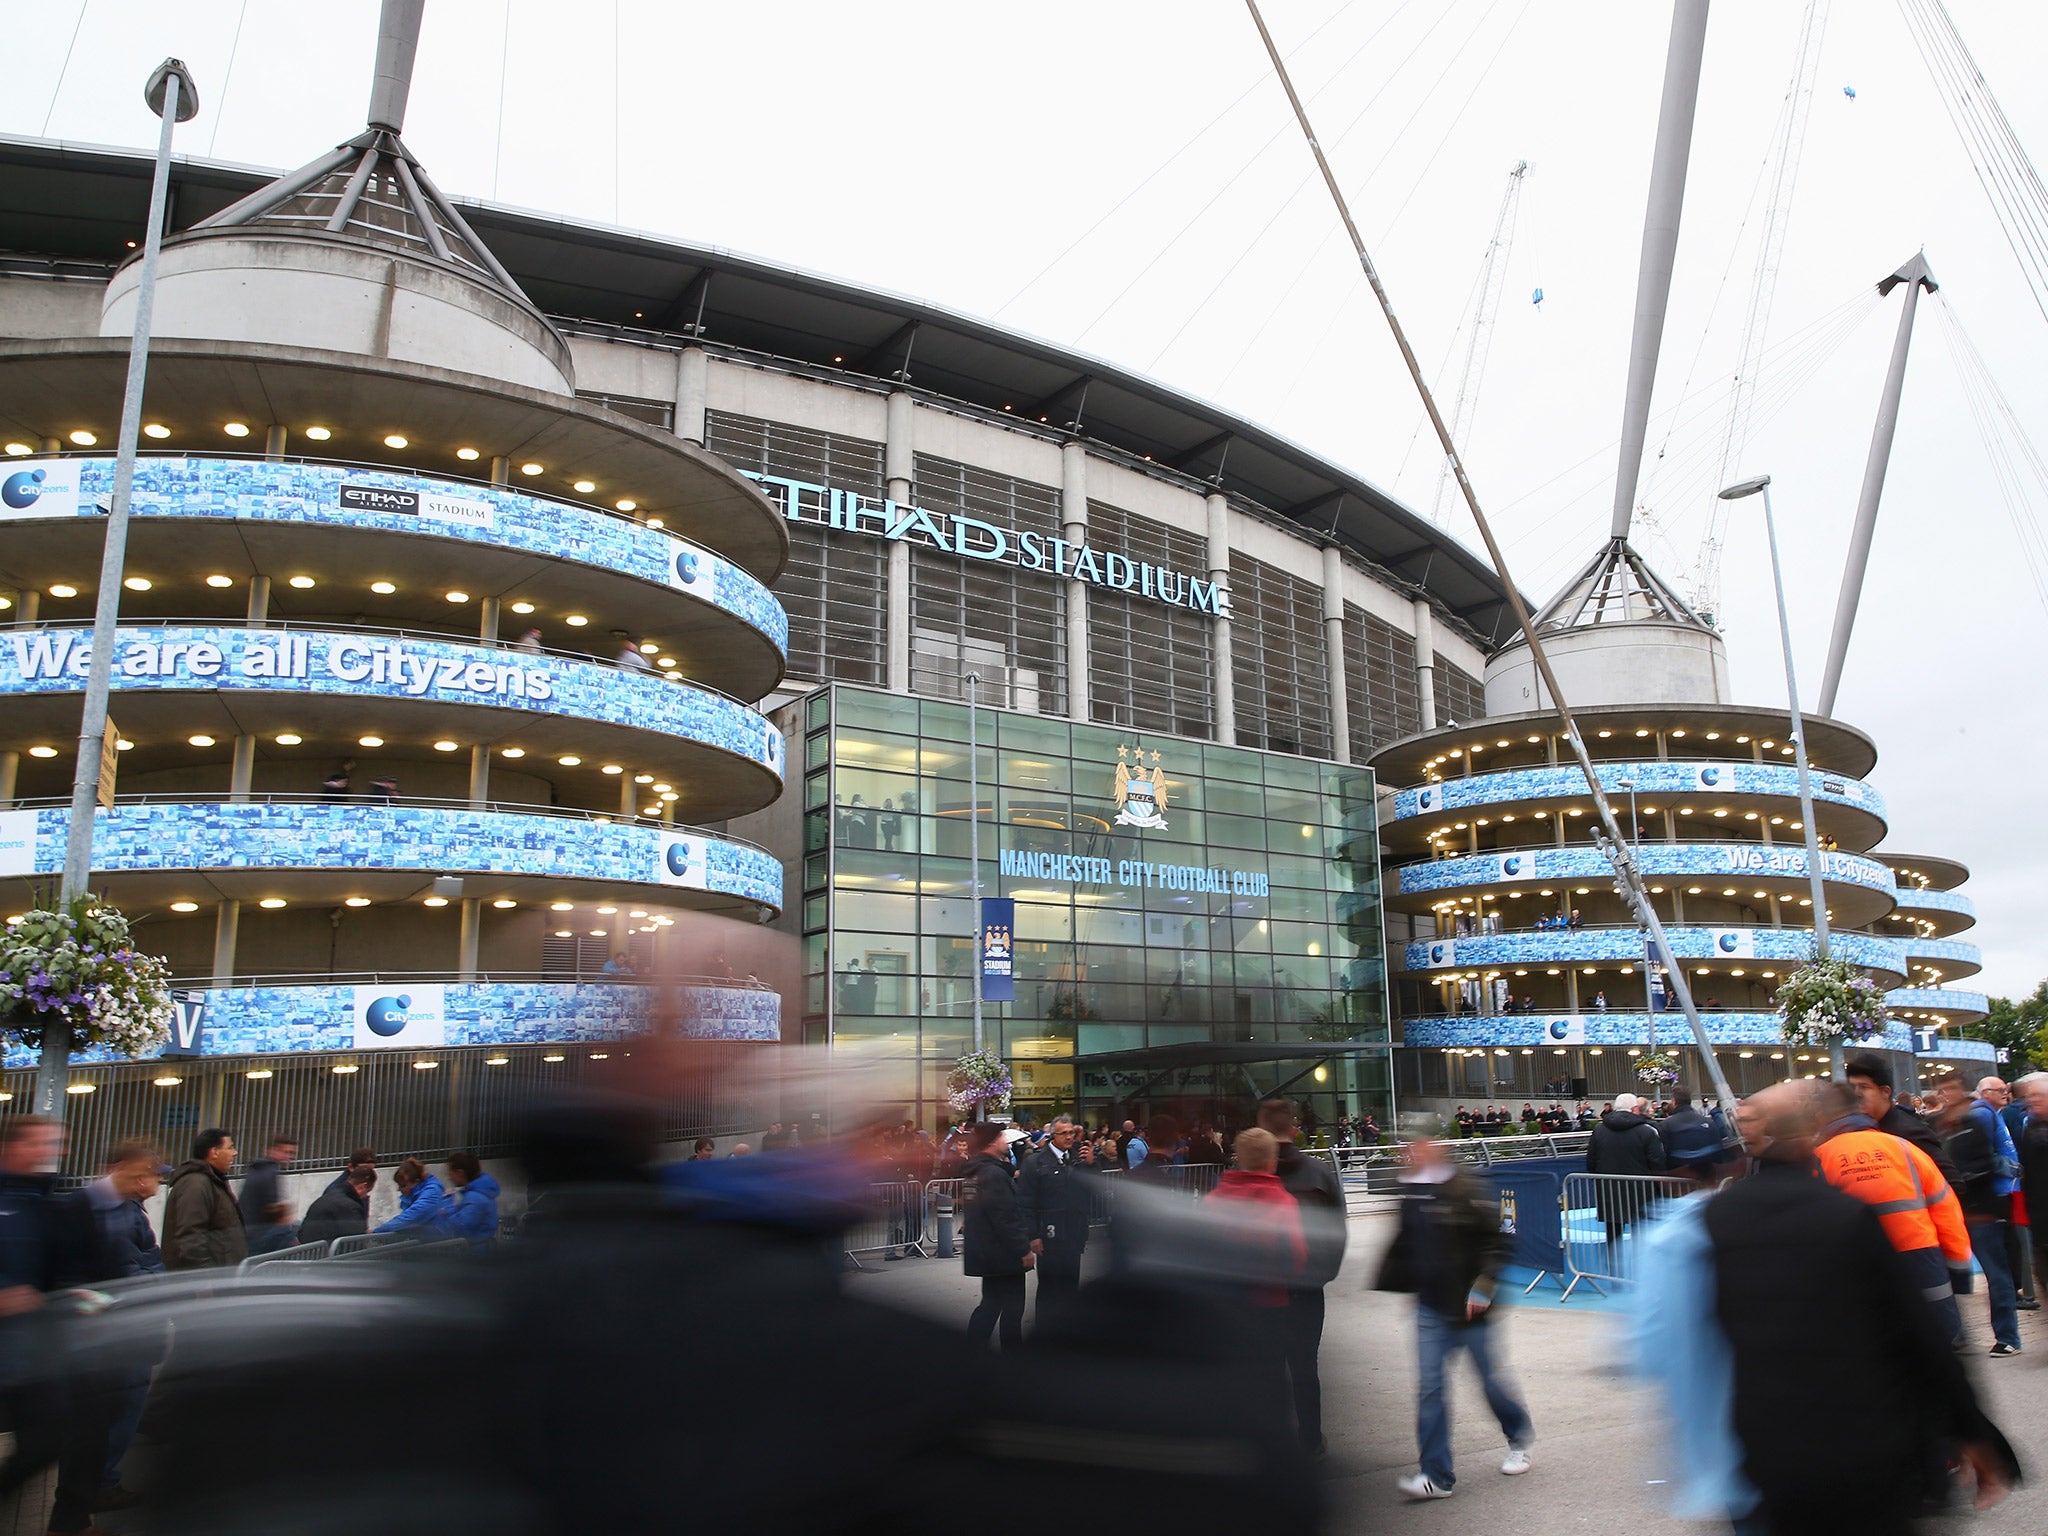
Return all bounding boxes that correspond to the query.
[1530,536,1716,635]
[187,125,535,308]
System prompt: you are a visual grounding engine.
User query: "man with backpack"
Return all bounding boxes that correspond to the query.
[1932,1071,2024,1355]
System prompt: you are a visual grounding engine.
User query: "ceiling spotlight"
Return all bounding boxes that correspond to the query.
[27,746,56,758]
[223,422,251,438]
[288,575,315,589]
[615,499,637,512]
[358,735,383,747]
[411,1060,440,1070]
[544,1053,565,1063]
[510,601,535,614]
[645,518,663,529]
[573,479,596,493]
[68,429,96,446]
[501,747,525,758]
[564,614,588,627]
[424,896,449,908]
[492,898,516,909]
[486,1055,509,1066]
[4,442,31,455]
[245,1069,274,1080]
[558,755,581,766]
[170,900,199,913]
[258,898,287,909]
[304,425,332,441]
[456,446,480,461]
[384,434,409,449]
[48,584,77,598]
[371,581,396,594]
[114,739,132,750]
[601,764,622,775]
[550,902,573,911]
[188,734,215,747]
[66,1082,97,1095]
[596,905,618,915]
[520,462,543,476]
[445,590,470,603]
[153,1075,183,1087]
[634,773,653,785]
[656,656,676,668]
[206,573,234,588]
[143,423,170,439]
[332,1062,360,1074]
[122,577,151,591]
[344,897,371,907]
[434,740,459,752]
[276,732,304,745]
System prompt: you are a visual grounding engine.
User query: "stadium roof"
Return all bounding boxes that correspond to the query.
[0,133,1519,645]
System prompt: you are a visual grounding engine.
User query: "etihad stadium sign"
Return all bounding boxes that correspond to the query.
[741,472,1231,616]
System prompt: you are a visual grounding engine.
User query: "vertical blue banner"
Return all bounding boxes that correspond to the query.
[980,897,1016,1002]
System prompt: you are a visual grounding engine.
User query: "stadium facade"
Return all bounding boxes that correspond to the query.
[0,66,1992,1154]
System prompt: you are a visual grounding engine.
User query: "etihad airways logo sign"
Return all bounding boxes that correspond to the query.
[742,472,1230,616]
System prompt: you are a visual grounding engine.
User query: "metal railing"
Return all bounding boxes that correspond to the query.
[237,1239,330,1273]
[1560,1172,1693,1299]
[162,968,773,992]
[329,1232,414,1258]
[843,1181,928,1268]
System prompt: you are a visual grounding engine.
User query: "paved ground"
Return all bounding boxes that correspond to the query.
[848,1208,2048,1531]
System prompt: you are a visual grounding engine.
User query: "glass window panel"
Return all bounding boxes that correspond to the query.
[804,773,829,809]
[1148,1023,1211,1047]
[802,894,826,932]
[1077,1024,1146,1055]
[807,691,831,731]
[1262,754,1322,794]
[1012,901,1074,943]
[920,894,977,934]
[1206,813,1268,851]
[834,891,918,932]
[1205,779,1266,818]
[804,809,829,853]
[805,732,830,771]
[1203,743,1267,783]
[803,853,826,891]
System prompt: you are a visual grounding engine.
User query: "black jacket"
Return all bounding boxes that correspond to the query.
[163,1159,248,1271]
[1373,1166,1511,1323]
[1016,1145,1094,1253]
[1273,1142,1347,1288]
[298,1176,371,1247]
[1653,1106,1719,1168]
[2020,1117,2048,1214]
[1705,1157,2017,1502]
[959,1153,1031,1278]
[1936,1102,2008,1221]
[1585,1109,1667,1176]
[1878,1104,1958,1184]
[237,1156,286,1229]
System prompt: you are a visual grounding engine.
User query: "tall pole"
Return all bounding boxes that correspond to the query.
[35,60,198,1118]
[1816,254,1937,716]
[966,672,984,1061]
[1244,0,1738,1111]
[1609,0,1712,540]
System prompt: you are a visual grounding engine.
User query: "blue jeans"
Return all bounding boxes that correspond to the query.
[1415,1304,1531,1488]
[1969,1220,2021,1349]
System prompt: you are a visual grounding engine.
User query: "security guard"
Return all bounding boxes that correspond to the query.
[1018,1114,1096,1325]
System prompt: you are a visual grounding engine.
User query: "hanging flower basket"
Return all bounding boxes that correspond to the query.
[1634,1049,1681,1086]
[946,1048,1013,1117]
[1774,956,1887,1051]
[0,893,174,1058]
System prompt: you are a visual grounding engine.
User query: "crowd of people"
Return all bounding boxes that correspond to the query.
[0,1121,502,1532]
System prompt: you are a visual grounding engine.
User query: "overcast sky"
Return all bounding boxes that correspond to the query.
[12,1,2047,1000]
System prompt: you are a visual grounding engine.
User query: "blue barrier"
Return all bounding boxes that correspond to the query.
[1485,1169,1566,1294]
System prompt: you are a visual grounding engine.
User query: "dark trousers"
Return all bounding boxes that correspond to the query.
[1283,1286,1327,1447]
[968,1272,1027,1353]
[2006,1220,2033,1301]
[0,1374,115,1534]
[1757,1489,1913,1536]
[1034,1245,1083,1328]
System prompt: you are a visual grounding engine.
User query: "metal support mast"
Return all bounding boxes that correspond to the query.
[1244,0,1737,1110]
[1816,254,1937,716]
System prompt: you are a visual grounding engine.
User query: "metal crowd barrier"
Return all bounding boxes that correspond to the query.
[1161,1164,1224,1198]
[1560,1172,1693,1299]
[843,1181,928,1269]
[237,1239,330,1274]
[329,1231,414,1258]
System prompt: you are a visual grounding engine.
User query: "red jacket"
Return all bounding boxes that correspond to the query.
[1205,1169,1307,1306]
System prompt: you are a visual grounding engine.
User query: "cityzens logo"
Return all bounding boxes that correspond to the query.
[1500,854,1526,877]
[665,840,697,877]
[674,548,701,585]
[363,994,413,1037]
[1699,766,1722,787]
[1,469,46,510]
[1547,1018,1574,1042]
[1417,787,1438,812]
[1430,943,1450,965]
[1717,932,1743,954]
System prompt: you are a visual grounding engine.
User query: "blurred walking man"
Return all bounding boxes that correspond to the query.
[1258,1098,1347,1456]
[1376,1120,1531,1500]
[1707,1082,2016,1533]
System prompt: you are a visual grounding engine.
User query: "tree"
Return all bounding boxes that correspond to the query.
[1977,980,2048,1074]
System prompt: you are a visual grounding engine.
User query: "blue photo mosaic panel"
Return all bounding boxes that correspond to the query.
[51,456,789,654]
[1894,887,1975,920]
[1,980,780,1066]
[1402,1012,1921,1051]
[0,625,783,783]
[1884,986,1990,1016]
[19,802,784,910]
[1395,844,1896,898]
[1405,926,1906,976]
[1395,759,1886,823]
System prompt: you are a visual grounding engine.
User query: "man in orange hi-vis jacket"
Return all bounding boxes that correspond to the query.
[1812,1079,1971,1345]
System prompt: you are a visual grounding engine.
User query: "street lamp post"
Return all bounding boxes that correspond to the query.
[34,59,199,1118]
[1616,778,1659,1067]
[1718,473,1841,1078]
[965,672,984,1061]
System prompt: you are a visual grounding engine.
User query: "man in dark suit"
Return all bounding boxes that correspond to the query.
[1018,1115,1096,1327]
[959,1122,1033,1352]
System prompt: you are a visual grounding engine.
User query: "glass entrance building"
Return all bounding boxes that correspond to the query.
[769,684,1391,1130]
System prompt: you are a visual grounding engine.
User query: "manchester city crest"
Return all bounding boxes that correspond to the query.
[1113,745,1169,831]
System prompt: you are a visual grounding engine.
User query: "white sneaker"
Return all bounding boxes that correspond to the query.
[1501,1444,1533,1475]
[1398,1472,1455,1500]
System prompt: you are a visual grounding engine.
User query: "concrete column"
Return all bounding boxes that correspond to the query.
[263,425,287,461]
[489,457,511,487]
[246,576,271,625]
[674,347,709,445]
[1412,598,1438,731]
[11,591,36,627]
[1321,544,1350,763]
[1063,440,1090,723]
[211,899,240,987]
[478,596,500,643]
[468,746,490,808]
[885,392,914,694]
[1206,493,1235,744]
[620,771,638,817]
[0,752,17,806]
[458,898,481,978]
[39,437,60,454]
[229,734,255,802]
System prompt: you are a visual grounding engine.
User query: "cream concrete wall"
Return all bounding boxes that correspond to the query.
[703,358,888,444]
[102,237,573,394]
[0,276,102,339]
[905,400,1064,487]
[567,336,681,404]
[1485,624,1729,714]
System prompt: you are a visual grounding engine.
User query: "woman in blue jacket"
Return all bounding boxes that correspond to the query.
[375,1157,450,1239]
[443,1152,501,1251]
